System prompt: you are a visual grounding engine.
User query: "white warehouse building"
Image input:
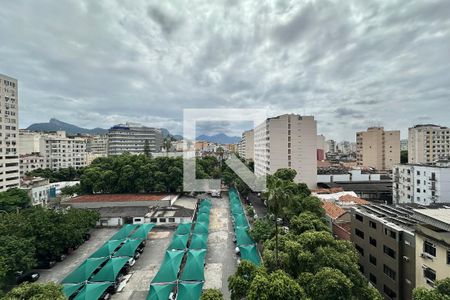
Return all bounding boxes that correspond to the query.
[393,162,450,205]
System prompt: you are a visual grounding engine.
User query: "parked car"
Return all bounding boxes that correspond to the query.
[36,260,56,269]
[210,190,221,197]
[134,251,141,260]
[16,271,40,284]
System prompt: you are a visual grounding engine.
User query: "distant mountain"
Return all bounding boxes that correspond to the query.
[27,118,107,135]
[26,118,183,139]
[197,133,240,144]
[161,128,183,141]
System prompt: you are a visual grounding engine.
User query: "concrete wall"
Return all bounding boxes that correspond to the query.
[70,199,171,209]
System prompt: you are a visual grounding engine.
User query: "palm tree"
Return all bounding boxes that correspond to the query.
[265,176,293,267]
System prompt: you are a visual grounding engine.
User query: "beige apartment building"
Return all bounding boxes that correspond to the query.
[0,74,20,191]
[408,124,450,164]
[413,209,450,288]
[356,127,400,171]
[240,129,254,161]
[254,114,317,188]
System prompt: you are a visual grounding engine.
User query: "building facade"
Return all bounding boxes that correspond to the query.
[412,209,450,289]
[107,123,163,155]
[0,74,20,191]
[356,127,400,171]
[317,134,326,161]
[86,135,108,165]
[393,163,450,205]
[351,205,416,300]
[408,124,450,164]
[19,154,46,177]
[240,129,254,160]
[254,114,317,188]
[44,131,87,170]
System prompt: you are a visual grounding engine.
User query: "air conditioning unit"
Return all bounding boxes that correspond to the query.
[421,252,434,260]
[403,256,409,262]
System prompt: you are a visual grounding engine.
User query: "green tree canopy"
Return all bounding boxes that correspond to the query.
[0,188,31,212]
[247,269,307,300]
[413,278,450,300]
[201,288,224,300]
[4,282,65,300]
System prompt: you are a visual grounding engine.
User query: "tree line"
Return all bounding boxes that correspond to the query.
[0,196,99,295]
[228,168,383,300]
[26,166,83,182]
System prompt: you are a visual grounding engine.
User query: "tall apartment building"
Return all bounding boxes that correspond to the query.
[356,127,400,170]
[19,131,87,171]
[351,205,416,300]
[408,124,450,164]
[239,129,254,160]
[393,162,450,205]
[44,131,87,170]
[107,123,163,156]
[86,135,108,165]
[412,209,450,288]
[254,114,317,188]
[326,139,336,153]
[0,74,20,191]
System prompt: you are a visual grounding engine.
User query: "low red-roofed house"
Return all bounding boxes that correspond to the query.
[322,201,351,240]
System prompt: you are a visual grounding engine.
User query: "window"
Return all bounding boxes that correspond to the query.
[424,241,436,257]
[370,273,377,284]
[355,229,365,239]
[424,267,436,283]
[355,244,364,256]
[159,218,166,223]
[383,245,396,259]
[370,237,377,247]
[355,214,363,222]
[383,285,397,299]
[168,218,175,222]
[447,250,450,264]
[369,255,377,266]
[134,218,142,222]
[369,221,377,229]
[384,229,397,240]
[383,265,396,280]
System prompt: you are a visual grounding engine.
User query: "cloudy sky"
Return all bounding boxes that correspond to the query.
[1,0,449,140]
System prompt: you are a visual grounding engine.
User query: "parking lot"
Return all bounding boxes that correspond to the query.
[37,228,118,283]
[112,228,174,300]
[204,194,237,299]
[36,195,237,299]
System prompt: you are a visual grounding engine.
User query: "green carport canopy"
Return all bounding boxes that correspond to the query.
[199,199,211,207]
[189,233,208,249]
[113,239,142,257]
[110,224,140,240]
[147,283,175,300]
[180,249,206,281]
[167,234,189,250]
[239,245,261,266]
[232,214,248,228]
[90,257,129,282]
[175,222,192,235]
[198,206,210,214]
[177,282,204,300]
[130,223,155,240]
[63,283,84,298]
[73,282,111,300]
[235,227,254,246]
[193,222,208,234]
[196,212,210,224]
[152,250,185,283]
[61,257,108,284]
[89,240,123,258]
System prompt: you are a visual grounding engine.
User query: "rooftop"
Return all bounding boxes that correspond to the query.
[322,201,346,219]
[68,194,173,203]
[339,194,369,205]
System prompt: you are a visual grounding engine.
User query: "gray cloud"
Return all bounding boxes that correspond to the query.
[0,0,449,140]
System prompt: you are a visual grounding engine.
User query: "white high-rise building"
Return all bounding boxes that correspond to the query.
[240,129,254,161]
[19,131,87,171]
[254,114,317,188]
[393,162,450,205]
[408,124,450,164]
[107,123,163,155]
[0,74,20,191]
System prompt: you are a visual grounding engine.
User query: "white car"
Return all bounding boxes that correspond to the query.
[128,258,136,267]
[210,190,221,197]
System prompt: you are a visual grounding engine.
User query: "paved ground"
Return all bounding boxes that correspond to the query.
[204,194,237,299]
[248,192,267,218]
[37,228,118,283]
[112,228,174,300]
